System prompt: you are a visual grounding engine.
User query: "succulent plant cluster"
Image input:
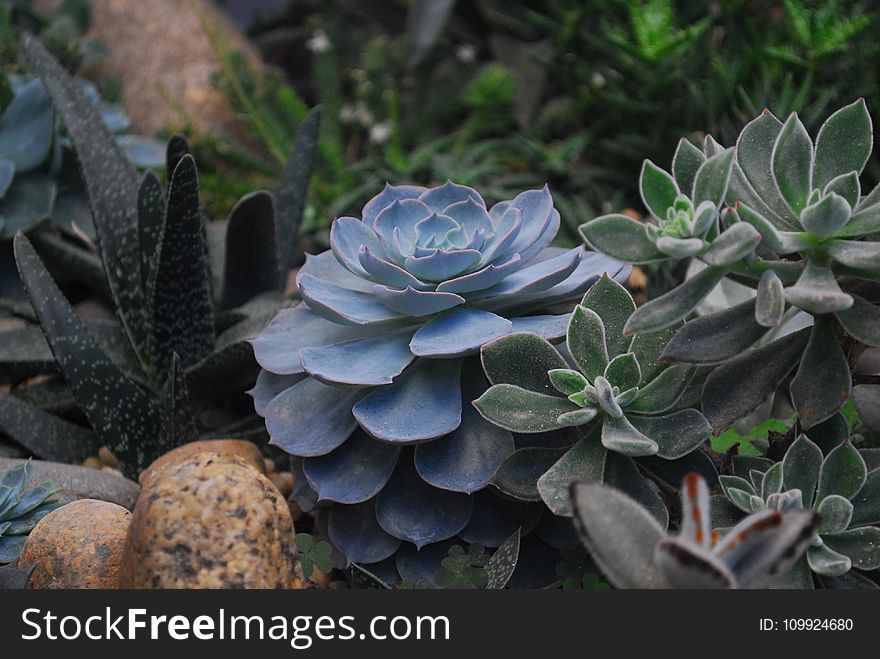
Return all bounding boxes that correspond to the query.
[0,461,59,565]
[571,473,820,588]
[0,38,319,477]
[720,435,880,588]
[252,175,627,576]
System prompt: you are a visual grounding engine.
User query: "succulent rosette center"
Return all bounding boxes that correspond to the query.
[250,181,626,578]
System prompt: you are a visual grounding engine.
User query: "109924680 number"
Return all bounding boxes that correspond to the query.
[783,619,854,631]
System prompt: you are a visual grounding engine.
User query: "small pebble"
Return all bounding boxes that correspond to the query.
[139,439,265,490]
[264,458,276,473]
[98,447,120,468]
[271,471,294,498]
[82,456,103,470]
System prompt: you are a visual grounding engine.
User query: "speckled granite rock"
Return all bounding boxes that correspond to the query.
[122,452,295,588]
[138,439,265,491]
[0,458,140,509]
[18,499,131,589]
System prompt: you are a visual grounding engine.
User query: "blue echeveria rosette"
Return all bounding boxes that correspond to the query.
[250,181,628,580]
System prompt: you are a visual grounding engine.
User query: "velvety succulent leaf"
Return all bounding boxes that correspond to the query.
[22,37,148,365]
[0,78,53,170]
[853,385,880,434]
[693,147,735,207]
[485,528,521,589]
[816,495,854,534]
[672,138,705,193]
[480,332,568,395]
[835,295,880,347]
[725,487,758,513]
[221,191,279,309]
[812,98,873,191]
[409,307,512,358]
[655,236,704,259]
[701,222,762,266]
[13,234,162,476]
[755,270,785,327]
[624,266,727,336]
[782,435,824,509]
[640,160,679,220]
[735,109,793,220]
[579,273,635,357]
[491,447,567,502]
[537,426,606,516]
[800,193,852,239]
[275,106,321,284]
[629,409,710,459]
[137,171,164,293]
[762,462,784,499]
[147,155,215,377]
[807,542,852,577]
[823,527,880,571]
[415,374,515,494]
[566,305,608,381]
[702,328,809,433]
[771,112,814,215]
[824,171,860,208]
[328,500,402,565]
[838,202,880,237]
[827,239,880,270]
[578,214,667,264]
[376,455,473,548]
[628,323,680,382]
[547,369,588,396]
[790,316,851,430]
[473,383,577,434]
[303,429,400,504]
[735,203,812,253]
[850,468,880,525]
[817,440,867,503]
[625,364,692,414]
[783,259,853,314]
[570,481,670,589]
[265,376,362,456]
[300,331,416,386]
[601,414,658,457]
[604,352,641,390]
[661,299,766,364]
[0,391,99,463]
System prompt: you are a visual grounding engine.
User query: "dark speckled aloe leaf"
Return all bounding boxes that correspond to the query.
[0,390,100,462]
[275,106,321,285]
[485,528,521,589]
[22,37,147,366]
[221,191,279,309]
[147,155,214,377]
[14,233,162,476]
[137,171,164,293]
[165,134,191,177]
[158,353,198,450]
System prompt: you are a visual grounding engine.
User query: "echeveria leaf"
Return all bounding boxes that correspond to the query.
[771,112,814,215]
[640,160,679,219]
[604,352,641,390]
[13,234,162,476]
[672,138,705,193]
[702,328,809,433]
[579,273,635,357]
[0,174,56,238]
[570,481,669,588]
[221,191,279,309]
[827,239,880,270]
[800,192,852,239]
[481,332,568,395]
[812,98,872,191]
[693,147,735,207]
[735,109,791,222]
[566,305,608,381]
[816,440,867,503]
[601,414,658,457]
[537,427,606,516]
[629,323,680,382]
[300,331,416,386]
[661,299,766,364]
[816,495,854,534]
[579,214,667,264]
[755,269,785,327]
[823,527,880,571]
[790,315,851,430]
[783,259,853,314]
[460,491,542,548]
[850,468,880,525]
[836,295,880,348]
[782,435,824,509]
[0,78,53,170]
[807,542,852,577]
[328,500,402,564]
[409,307,512,358]
[735,202,812,253]
[630,410,710,459]
[655,236,703,258]
[473,384,577,433]
[491,447,567,502]
[824,171,860,208]
[626,364,693,414]
[838,202,880,237]
[624,266,727,335]
[853,385,880,434]
[701,222,761,266]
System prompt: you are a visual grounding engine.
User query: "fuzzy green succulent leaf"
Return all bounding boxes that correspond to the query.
[626,364,693,414]
[735,110,791,218]
[735,203,812,253]
[772,112,814,215]
[762,462,784,499]
[816,495,854,534]
[790,316,851,430]
[702,328,809,433]
[836,202,880,237]
[784,259,853,314]
[655,236,704,258]
[579,214,667,264]
[630,409,710,459]
[569,481,669,589]
[547,369,588,396]
[672,138,705,193]
[537,429,606,516]
[782,435,823,509]
[701,221,761,266]
[221,191,279,309]
[800,192,852,238]
[661,298,766,364]
[824,171,860,208]
[850,468,880,526]
[604,352,641,391]
[557,408,598,427]
[640,160,679,220]
[480,332,568,395]
[853,385,880,434]
[566,305,608,381]
[579,274,635,357]
[812,98,872,191]
[755,270,785,327]
[628,323,680,382]
[827,239,880,270]
[491,447,566,502]
[807,542,852,576]
[816,441,867,503]
[823,527,880,571]
[473,384,578,433]
[600,414,658,456]
[624,265,727,336]
[835,295,880,347]
[693,147,735,207]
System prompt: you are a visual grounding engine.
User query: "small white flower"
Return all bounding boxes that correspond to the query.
[307,29,331,53]
[369,121,393,144]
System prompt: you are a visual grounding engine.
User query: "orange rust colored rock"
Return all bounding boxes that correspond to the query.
[19,499,131,589]
[122,453,295,589]
[139,439,265,490]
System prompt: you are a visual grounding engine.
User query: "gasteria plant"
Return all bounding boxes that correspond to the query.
[580,99,880,433]
[0,461,59,565]
[474,274,710,520]
[0,38,318,476]
[252,175,627,572]
[570,473,819,589]
[720,435,880,588]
